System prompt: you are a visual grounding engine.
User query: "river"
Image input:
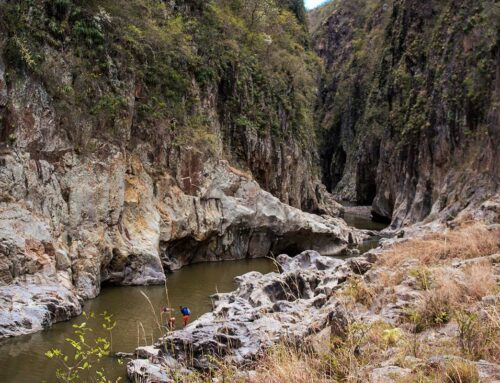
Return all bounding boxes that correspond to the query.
[0,211,386,382]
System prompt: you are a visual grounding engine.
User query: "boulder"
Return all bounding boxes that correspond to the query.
[369,366,412,383]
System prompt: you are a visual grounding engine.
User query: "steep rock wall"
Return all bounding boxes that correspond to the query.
[312,0,499,227]
[0,140,360,337]
[0,0,355,337]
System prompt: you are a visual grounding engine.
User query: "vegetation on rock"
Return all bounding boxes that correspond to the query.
[0,0,318,148]
[312,0,499,225]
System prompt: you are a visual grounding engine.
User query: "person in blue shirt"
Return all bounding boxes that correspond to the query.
[180,306,191,327]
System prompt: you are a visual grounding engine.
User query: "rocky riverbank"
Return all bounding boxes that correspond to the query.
[127,250,377,381]
[0,0,343,340]
[0,155,366,338]
[127,204,500,383]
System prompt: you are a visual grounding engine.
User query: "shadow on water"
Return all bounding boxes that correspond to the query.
[340,202,390,253]
[343,213,388,232]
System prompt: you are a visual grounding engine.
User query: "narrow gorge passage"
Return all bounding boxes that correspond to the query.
[0,0,496,381]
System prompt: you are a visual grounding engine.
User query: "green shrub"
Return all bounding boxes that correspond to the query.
[45,311,120,383]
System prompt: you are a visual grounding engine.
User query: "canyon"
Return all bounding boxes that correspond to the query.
[0,0,498,381]
[311,0,498,226]
[0,0,361,338]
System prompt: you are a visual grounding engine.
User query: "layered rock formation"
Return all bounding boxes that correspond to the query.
[0,0,359,337]
[0,141,365,337]
[312,0,499,226]
[1,0,497,346]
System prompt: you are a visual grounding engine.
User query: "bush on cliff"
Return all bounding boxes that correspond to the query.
[0,0,319,151]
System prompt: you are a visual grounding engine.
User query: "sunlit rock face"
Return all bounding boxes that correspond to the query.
[0,69,359,337]
[0,138,363,338]
[0,0,344,337]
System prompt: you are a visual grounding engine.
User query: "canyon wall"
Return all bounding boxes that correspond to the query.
[0,0,356,337]
[1,0,498,339]
[312,0,499,227]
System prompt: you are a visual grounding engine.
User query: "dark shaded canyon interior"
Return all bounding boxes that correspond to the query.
[312,0,499,226]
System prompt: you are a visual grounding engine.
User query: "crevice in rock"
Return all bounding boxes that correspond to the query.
[371,210,392,225]
[159,226,360,276]
[271,230,346,257]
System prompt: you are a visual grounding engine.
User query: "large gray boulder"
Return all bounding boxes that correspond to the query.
[0,206,81,337]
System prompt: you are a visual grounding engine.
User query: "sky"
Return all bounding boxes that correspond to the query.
[304,0,329,10]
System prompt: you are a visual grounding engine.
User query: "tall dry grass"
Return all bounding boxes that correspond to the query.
[398,360,481,383]
[131,223,499,383]
[381,223,499,267]
[461,263,498,300]
[456,306,500,362]
[248,344,331,383]
[408,265,498,332]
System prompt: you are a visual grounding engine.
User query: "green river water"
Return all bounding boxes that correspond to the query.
[0,213,386,382]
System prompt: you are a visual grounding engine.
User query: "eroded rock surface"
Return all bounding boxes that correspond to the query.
[127,220,500,383]
[127,250,375,381]
[312,0,499,227]
[0,206,81,336]
[0,149,365,338]
[0,4,347,338]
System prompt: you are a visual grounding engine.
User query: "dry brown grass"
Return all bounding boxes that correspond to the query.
[245,321,391,383]
[461,263,498,300]
[408,265,497,332]
[410,280,460,331]
[455,305,500,362]
[381,223,500,268]
[248,344,330,383]
[378,269,405,288]
[343,276,376,307]
[442,360,480,383]
[398,359,480,383]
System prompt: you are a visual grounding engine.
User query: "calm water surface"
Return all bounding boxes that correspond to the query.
[340,200,388,231]
[343,213,388,231]
[0,258,276,383]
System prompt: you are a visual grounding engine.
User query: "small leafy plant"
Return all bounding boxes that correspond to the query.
[45,311,121,383]
[409,267,432,290]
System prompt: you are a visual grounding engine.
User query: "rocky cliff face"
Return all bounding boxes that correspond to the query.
[0,0,330,214]
[312,0,499,227]
[0,0,356,337]
[0,142,362,337]
[1,0,497,340]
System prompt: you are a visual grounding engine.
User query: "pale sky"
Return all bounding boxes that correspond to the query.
[304,0,329,10]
